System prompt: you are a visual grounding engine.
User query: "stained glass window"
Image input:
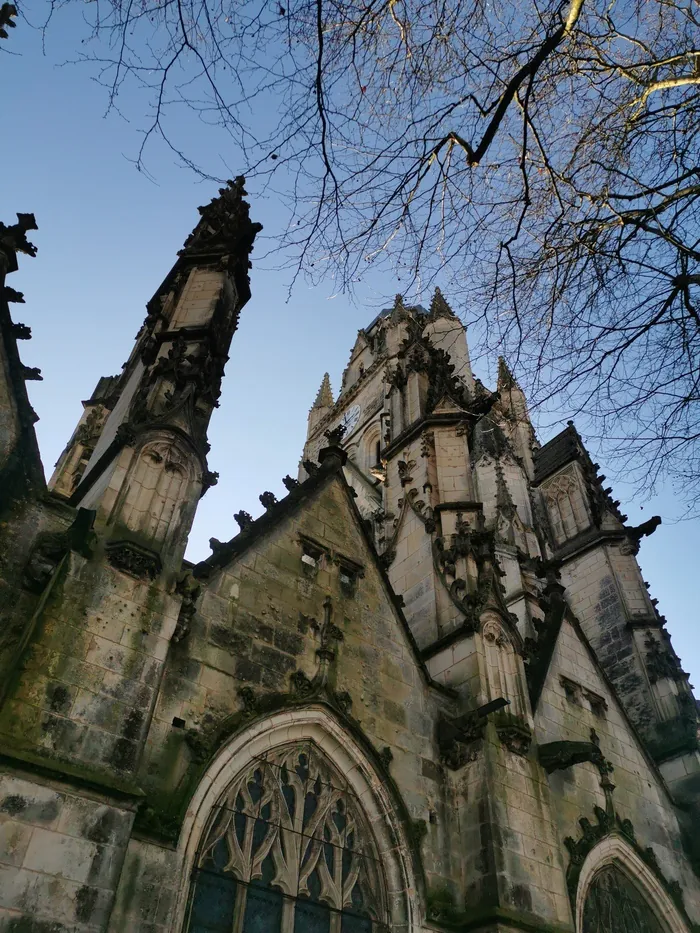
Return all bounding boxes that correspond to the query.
[186,743,387,933]
[582,865,665,933]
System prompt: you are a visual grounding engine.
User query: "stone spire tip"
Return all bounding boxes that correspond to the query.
[429,287,455,318]
[312,372,334,409]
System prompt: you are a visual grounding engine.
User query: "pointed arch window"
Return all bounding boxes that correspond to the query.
[582,865,665,933]
[185,743,388,933]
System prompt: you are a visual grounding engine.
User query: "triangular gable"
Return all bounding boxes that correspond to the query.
[535,614,674,805]
[194,451,442,691]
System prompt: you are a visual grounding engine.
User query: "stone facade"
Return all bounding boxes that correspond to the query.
[0,190,699,933]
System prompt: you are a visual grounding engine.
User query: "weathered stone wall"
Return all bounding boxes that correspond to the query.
[134,474,456,908]
[536,617,700,924]
[0,772,134,932]
[0,553,179,778]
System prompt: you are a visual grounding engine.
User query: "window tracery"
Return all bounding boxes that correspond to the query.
[186,743,387,933]
[582,865,665,933]
[542,470,590,545]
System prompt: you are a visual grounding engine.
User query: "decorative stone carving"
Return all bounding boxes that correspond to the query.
[106,540,161,580]
[564,802,694,929]
[201,470,219,495]
[323,423,346,446]
[644,631,684,684]
[437,713,485,769]
[282,474,299,491]
[233,510,253,532]
[173,571,200,643]
[0,213,37,286]
[288,598,352,715]
[538,740,608,775]
[496,716,532,756]
[259,491,277,510]
[397,459,416,486]
[310,596,344,672]
[0,3,17,39]
[179,176,263,268]
[21,365,42,381]
[5,287,25,304]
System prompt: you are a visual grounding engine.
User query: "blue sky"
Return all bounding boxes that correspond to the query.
[2,3,698,686]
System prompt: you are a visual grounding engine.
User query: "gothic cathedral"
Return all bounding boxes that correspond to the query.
[1,182,699,933]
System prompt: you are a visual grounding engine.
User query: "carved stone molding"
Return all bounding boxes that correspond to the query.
[437,713,485,769]
[106,540,161,580]
[496,716,532,757]
[564,804,696,930]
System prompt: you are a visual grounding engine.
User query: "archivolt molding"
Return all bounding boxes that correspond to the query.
[574,835,694,933]
[171,707,421,933]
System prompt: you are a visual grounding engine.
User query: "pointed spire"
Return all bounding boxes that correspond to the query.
[312,372,334,410]
[429,287,455,319]
[497,357,519,391]
[389,293,407,323]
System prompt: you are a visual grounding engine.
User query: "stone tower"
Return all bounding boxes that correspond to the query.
[0,194,699,933]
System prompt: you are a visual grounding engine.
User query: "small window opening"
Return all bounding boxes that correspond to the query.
[560,676,582,705]
[172,717,186,729]
[338,563,360,596]
[585,690,608,718]
[300,540,324,575]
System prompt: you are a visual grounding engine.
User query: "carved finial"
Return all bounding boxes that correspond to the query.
[302,459,320,476]
[179,177,262,266]
[312,372,334,409]
[282,475,299,491]
[324,423,346,446]
[259,491,278,510]
[0,4,17,39]
[429,287,454,318]
[234,510,254,531]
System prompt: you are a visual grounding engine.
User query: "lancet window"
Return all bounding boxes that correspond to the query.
[543,470,590,545]
[582,865,665,933]
[186,743,387,933]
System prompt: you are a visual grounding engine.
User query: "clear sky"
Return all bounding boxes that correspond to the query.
[2,2,698,686]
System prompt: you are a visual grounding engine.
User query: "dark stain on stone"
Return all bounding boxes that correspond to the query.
[6,918,69,933]
[75,885,99,923]
[47,683,71,713]
[509,883,533,912]
[1,794,27,815]
[85,809,114,844]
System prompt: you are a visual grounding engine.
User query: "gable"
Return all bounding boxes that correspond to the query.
[535,617,691,894]
[200,471,429,688]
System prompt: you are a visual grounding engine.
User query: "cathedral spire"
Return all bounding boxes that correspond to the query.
[312,372,334,410]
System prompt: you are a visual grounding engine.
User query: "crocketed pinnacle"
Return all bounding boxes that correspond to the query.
[312,372,334,410]
[497,357,519,391]
[429,287,455,318]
